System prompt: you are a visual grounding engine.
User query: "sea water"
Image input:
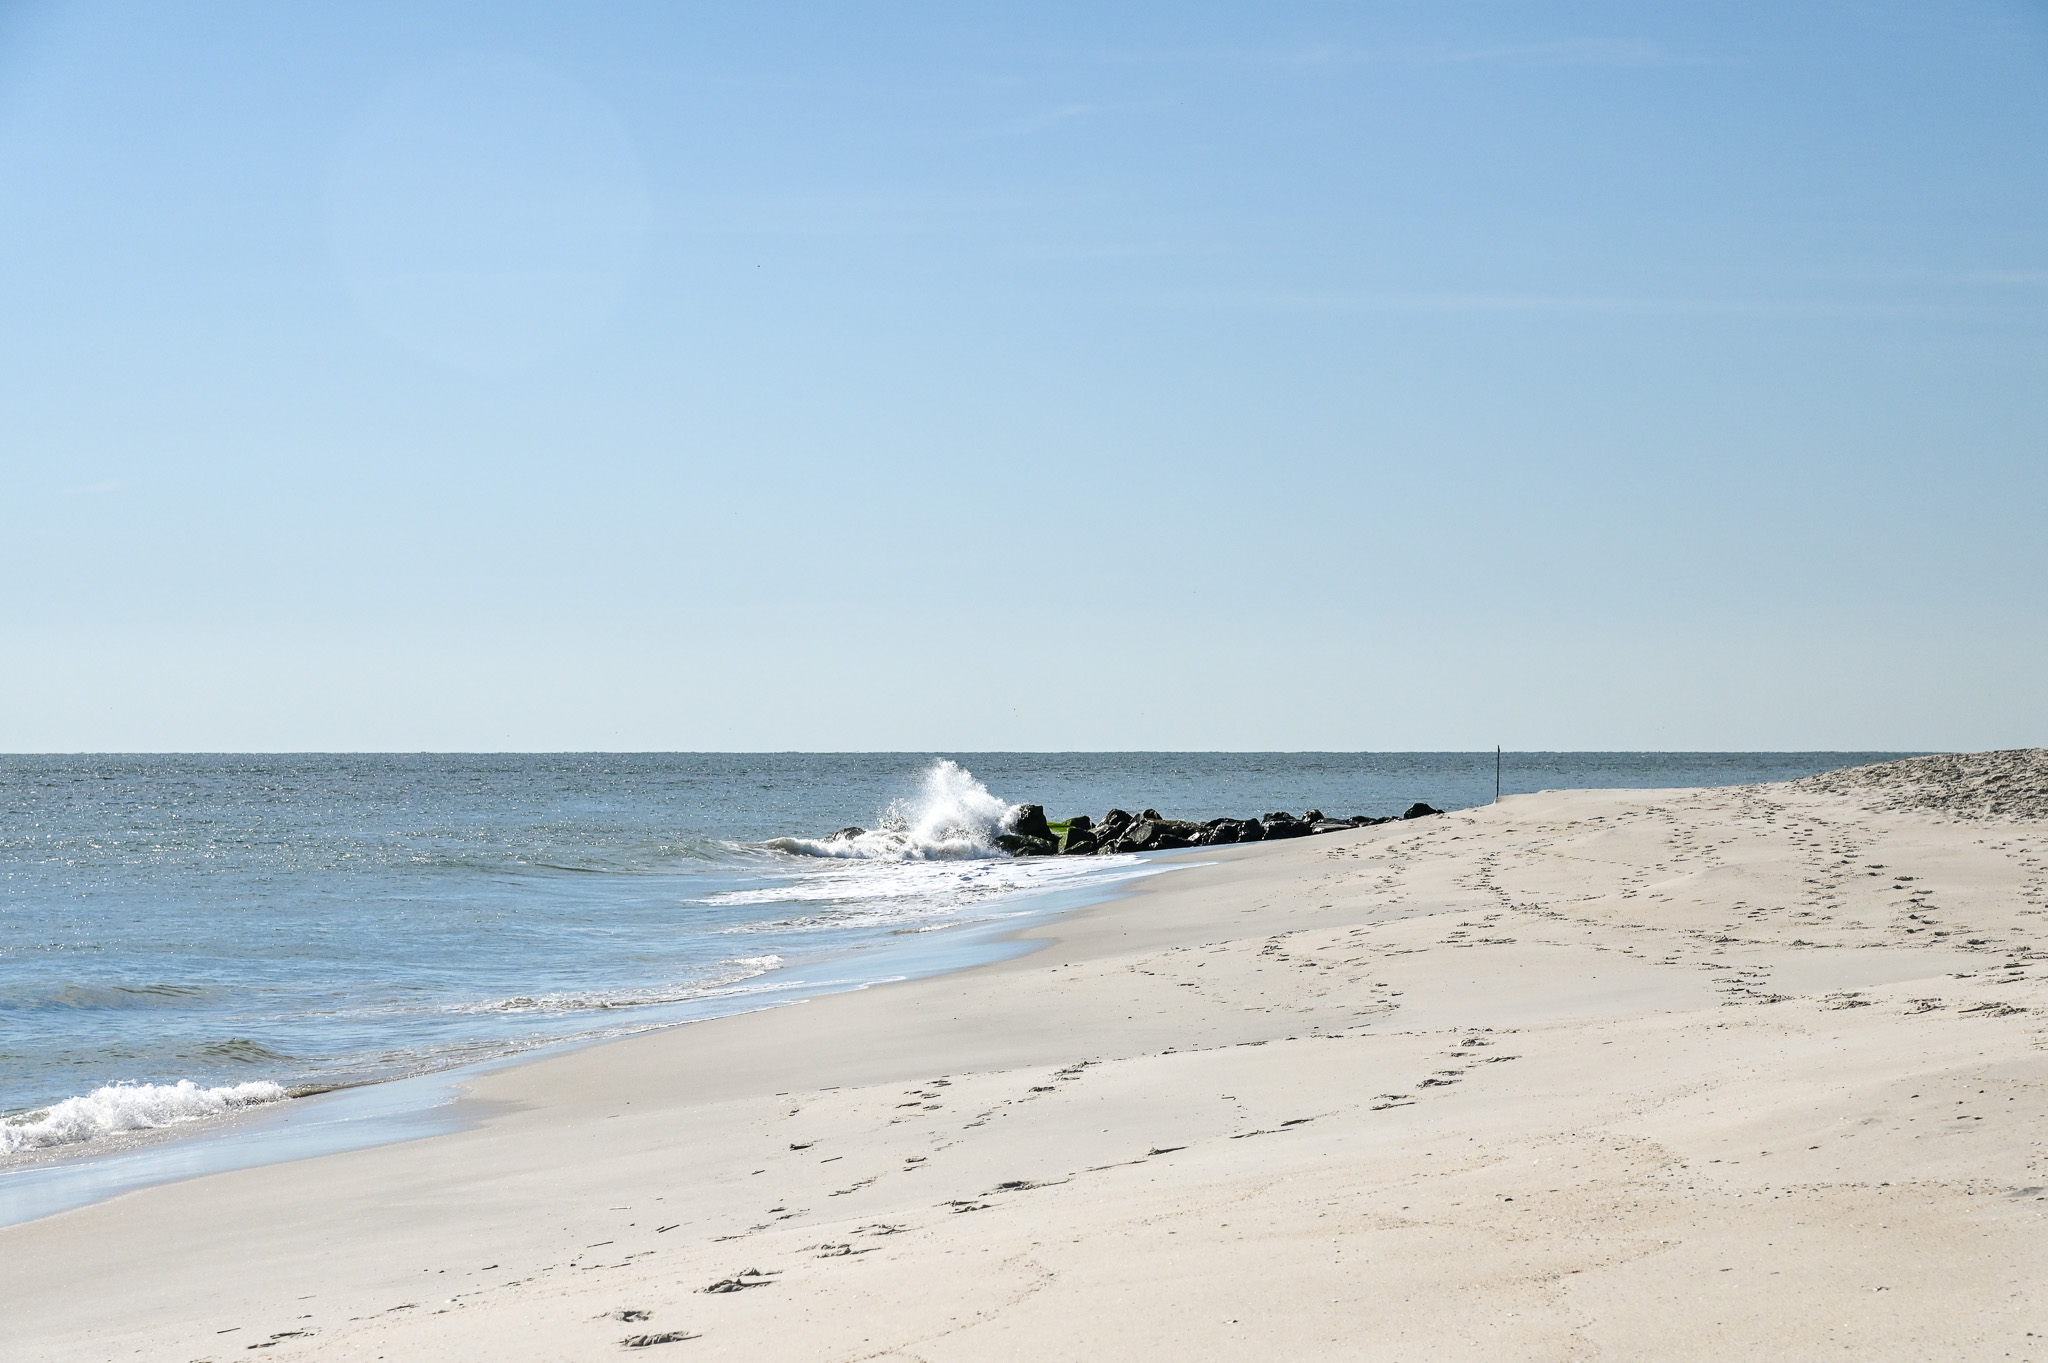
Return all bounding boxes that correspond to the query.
[0,751,1905,1161]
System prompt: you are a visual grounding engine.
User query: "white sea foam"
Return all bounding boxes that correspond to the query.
[709,855,1162,932]
[0,1080,288,1154]
[455,955,786,1015]
[763,759,1018,861]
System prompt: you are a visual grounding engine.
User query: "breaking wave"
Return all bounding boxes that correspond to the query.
[763,759,1018,861]
[728,759,1168,931]
[1,1080,288,1155]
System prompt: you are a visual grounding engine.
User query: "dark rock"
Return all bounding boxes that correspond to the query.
[1401,802,1443,820]
[995,832,1059,856]
[1121,820,1164,851]
[1058,827,1099,856]
[1009,804,1054,840]
[978,801,1393,853]
[1260,813,1307,839]
[1121,819,1197,852]
[827,827,865,841]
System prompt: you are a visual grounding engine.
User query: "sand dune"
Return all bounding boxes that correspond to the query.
[5,755,2046,1361]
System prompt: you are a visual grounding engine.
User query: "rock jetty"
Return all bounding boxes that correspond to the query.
[992,801,1443,856]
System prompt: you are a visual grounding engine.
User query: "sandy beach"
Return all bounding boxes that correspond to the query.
[6,752,2047,1361]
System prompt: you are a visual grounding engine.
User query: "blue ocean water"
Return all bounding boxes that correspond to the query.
[0,751,1906,1158]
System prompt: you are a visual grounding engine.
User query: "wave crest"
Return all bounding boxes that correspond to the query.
[0,1080,288,1154]
[764,760,1018,861]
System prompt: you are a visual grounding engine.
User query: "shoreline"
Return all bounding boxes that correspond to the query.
[0,851,1187,1227]
[5,766,2046,1360]
[0,753,1916,1175]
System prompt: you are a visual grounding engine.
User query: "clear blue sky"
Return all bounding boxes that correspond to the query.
[4,1,2044,751]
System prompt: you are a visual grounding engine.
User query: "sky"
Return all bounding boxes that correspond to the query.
[3,1,2045,752]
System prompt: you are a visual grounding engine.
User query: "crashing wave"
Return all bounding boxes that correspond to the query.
[764,759,1019,860]
[0,1079,288,1154]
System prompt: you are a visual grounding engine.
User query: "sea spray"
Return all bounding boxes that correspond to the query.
[764,759,1018,861]
[0,1080,288,1154]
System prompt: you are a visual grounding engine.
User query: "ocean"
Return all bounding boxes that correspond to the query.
[0,751,1906,1162]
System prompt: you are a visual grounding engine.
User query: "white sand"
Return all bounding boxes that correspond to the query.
[6,754,2048,1361]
